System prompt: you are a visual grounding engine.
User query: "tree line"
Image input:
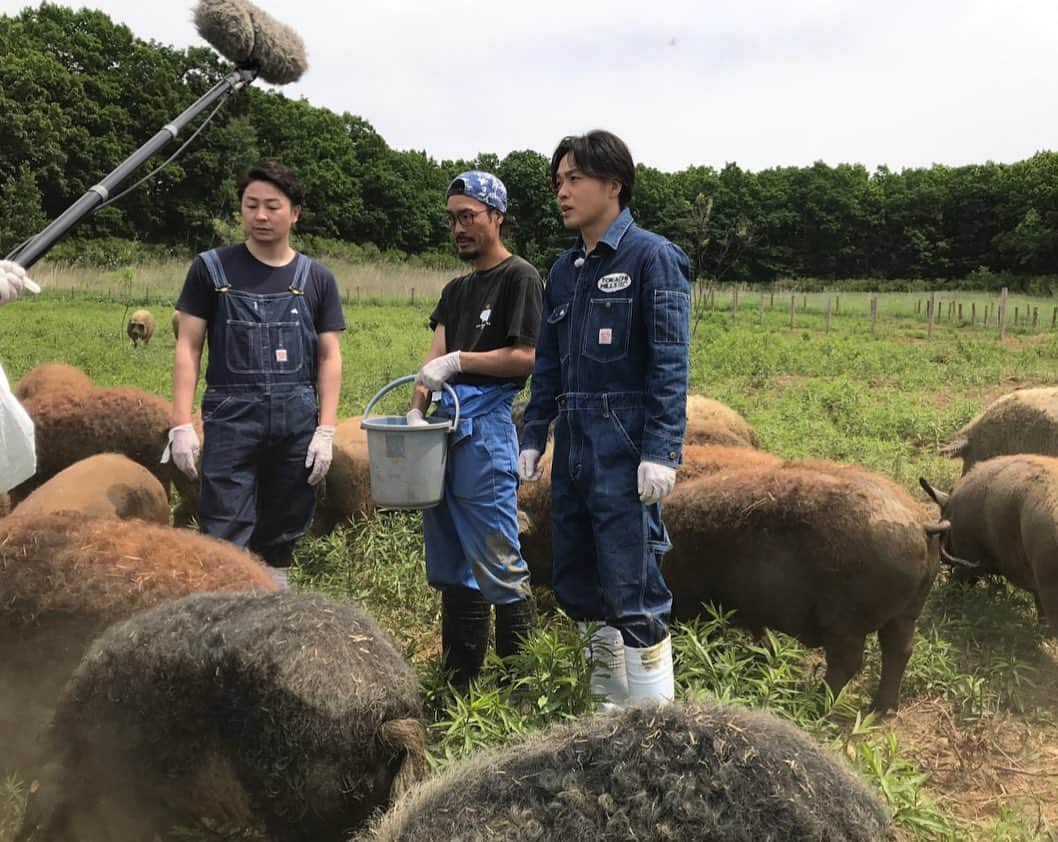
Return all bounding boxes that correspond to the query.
[3,4,1058,288]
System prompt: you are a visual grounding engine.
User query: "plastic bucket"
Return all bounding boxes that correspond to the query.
[360,375,460,509]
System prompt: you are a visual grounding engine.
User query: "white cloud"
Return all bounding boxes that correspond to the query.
[4,0,1058,171]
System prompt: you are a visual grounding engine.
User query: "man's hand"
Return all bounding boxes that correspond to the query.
[637,460,676,505]
[162,423,200,480]
[518,449,543,481]
[0,260,41,304]
[416,351,461,390]
[305,425,336,485]
[405,409,430,427]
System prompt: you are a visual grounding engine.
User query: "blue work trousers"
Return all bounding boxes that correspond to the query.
[199,383,318,561]
[422,407,531,606]
[550,392,673,648]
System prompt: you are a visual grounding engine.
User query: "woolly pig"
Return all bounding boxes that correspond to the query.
[13,362,92,402]
[126,307,156,346]
[941,387,1058,473]
[922,454,1058,633]
[11,386,200,523]
[661,463,944,711]
[517,445,778,586]
[361,701,891,842]
[685,394,759,447]
[19,591,427,842]
[0,511,275,777]
[12,453,169,524]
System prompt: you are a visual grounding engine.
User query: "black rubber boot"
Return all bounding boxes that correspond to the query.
[441,586,492,689]
[495,595,537,660]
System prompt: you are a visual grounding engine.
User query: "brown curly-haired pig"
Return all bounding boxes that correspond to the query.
[127,308,156,346]
[0,511,275,778]
[13,362,93,402]
[11,453,169,524]
[11,386,201,524]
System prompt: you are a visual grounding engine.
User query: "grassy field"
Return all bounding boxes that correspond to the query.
[1,271,1057,840]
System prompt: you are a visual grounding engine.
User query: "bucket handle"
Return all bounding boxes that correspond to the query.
[362,374,460,431]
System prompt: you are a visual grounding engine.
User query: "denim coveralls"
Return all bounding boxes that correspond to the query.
[196,249,320,563]
[423,383,532,605]
[521,209,691,647]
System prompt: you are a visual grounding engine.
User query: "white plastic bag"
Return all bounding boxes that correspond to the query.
[0,362,35,492]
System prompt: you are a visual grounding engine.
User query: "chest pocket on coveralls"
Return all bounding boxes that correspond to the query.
[547,301,571,361]
[582,298,632,363]
[225,319,305,375]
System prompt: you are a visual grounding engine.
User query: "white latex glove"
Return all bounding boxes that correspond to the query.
[416,351,461,390]
[0,260,41,304]
[405,408,430,427]
[161,423,200,480]
[637,460,676,505]
[305,424,336,486]
[519,449,543,482]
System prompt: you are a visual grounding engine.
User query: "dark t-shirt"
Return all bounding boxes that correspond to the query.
[176,243,346,334]
[429,255,543,388]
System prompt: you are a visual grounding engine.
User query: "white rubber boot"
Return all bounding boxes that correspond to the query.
[579,623,628,710]
[625,635,675,704]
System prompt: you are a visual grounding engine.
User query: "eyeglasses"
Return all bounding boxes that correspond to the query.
[445,208,491,229]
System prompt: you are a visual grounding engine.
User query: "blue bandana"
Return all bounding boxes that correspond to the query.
[447,170,508,213]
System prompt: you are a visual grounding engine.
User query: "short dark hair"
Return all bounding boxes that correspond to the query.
[238,160,304,207]
[550,130,635,208]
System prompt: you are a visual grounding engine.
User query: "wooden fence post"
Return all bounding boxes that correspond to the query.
[999,287,1008,340]
[356,286,361,304]
[1033,306,1039,329]
[825,297,832,333]
[759,292,765,327]
[1052,306,1057,328]
[789,294,795,329]
[870,295,878,335]
[835,295,840,315]
[971,302,976,323]
[927,291,935,339]
[769,291,774,309]
[958,302,963,322]
[802,294,807,312]
[1014,306,1019,327]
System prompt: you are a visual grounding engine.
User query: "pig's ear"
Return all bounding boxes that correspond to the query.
[918,477,949,507]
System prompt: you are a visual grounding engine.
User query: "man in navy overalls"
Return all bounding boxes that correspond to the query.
[408,171,543,688]
[166,161,345,580]
[520,131,691,705]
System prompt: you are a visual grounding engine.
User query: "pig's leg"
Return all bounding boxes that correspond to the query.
[822,633,866,705]
[874,616,916,712]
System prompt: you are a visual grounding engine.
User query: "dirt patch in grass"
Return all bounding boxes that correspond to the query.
[887,698,1058,836]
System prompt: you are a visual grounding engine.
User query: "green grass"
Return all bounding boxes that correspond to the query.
[3,280,1058,840]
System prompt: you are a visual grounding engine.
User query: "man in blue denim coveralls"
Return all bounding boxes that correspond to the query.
[166,161,345,582]
[520,131,691,705]
[407,171,543,687]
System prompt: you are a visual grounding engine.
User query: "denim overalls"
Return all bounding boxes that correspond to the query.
[521,209,691,647]
[423,383,532,605]
[196,248,320,564]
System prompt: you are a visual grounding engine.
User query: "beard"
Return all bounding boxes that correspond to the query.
[456,239,479,261]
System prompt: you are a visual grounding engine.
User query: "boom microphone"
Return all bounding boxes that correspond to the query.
[6,1,307,269]
[194,0,308,85]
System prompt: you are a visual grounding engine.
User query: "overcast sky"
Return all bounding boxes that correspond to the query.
[6,0,1058,173]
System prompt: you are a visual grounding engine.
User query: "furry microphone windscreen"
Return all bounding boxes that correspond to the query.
[193,0,308,85]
